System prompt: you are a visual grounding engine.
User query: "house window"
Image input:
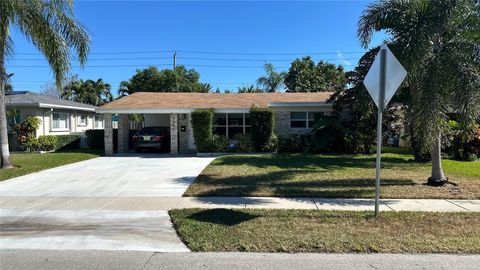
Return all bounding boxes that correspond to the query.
[213,113,251,139]
[94,115,104,129]
[78,114,87,126]
[52,112,70,131]
[290,112,323,129]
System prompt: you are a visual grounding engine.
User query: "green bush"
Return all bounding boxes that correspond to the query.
[55,135,81,150]
[250,107,275,152]
[234,134,255,152]
[25,136,58,152]
[444,122,480,161]
[212,135,229,152]
[85,129,105,149]
[191,109,214,152]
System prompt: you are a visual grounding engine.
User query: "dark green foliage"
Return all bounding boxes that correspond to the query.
[444,121,480,161]
[285,57,347,92]
[85,129,118,150]
[233,134,255,152]
[212,135,229,152]
[250,107,275,152]
[329,48,405,154]
[85,129,104,149]
[54,135,81,150]
[191,109,214,152]
[118,66,209,96]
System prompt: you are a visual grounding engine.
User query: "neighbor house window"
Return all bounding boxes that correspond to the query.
[78,114,87,126]
[94,115,104,129]
[290,112,323,129]
[52,112,70,131]
[213,113,251,139]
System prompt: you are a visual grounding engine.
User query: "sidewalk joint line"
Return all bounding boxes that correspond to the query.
[138,252,156,270]
[446,199,471,212]
[381,200,395,211]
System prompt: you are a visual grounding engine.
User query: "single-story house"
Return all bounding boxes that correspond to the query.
[97,92,334,154]
[6,91,104,141]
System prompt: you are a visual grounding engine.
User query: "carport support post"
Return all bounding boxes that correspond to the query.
[104,113,113,156]
[170,113,179,154]
[117,114,129,153]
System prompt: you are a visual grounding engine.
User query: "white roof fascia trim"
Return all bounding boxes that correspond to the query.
[39,103,96,112]
[213,108,250,113]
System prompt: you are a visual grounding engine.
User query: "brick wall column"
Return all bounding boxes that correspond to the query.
[170,113,178,154]
[104,113,113,156]
[117,114,129,153]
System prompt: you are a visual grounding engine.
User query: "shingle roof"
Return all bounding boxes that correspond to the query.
[100,92,334,110]
[6,91,97,111]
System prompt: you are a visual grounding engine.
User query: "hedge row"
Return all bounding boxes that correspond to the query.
[190,107,277,153]
[85,129,118,150]
[25,135,81,152]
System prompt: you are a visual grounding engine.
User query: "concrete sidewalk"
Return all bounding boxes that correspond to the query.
[2,196,479,212]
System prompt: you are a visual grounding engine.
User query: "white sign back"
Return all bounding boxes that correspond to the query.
[363,44,407,110]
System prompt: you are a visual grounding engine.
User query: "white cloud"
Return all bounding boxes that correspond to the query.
[336,50,352,67]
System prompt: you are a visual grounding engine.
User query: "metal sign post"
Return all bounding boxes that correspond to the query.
[363,44,407,217]
[374,48,386,217]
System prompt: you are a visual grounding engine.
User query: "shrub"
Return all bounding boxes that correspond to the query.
[25,136,58,152]
[212,135,229,152]
[444,122,480,161]
[250,107,275,152]
[191,109,214,152]
[234,134,255,152]
[85,129,105,149]
[55,135,81,150]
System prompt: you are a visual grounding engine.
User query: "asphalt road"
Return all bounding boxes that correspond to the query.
[1,250,479,270]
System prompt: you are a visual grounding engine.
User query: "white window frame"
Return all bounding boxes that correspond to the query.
[94,115,104,129]
[77,114,87,127]
[51,112,70,131]
[290,112,322,129]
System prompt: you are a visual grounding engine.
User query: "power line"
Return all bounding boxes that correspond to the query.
[11,49,366,56]
[7,56,360,62]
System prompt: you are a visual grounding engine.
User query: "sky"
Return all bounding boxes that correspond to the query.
[6,0,387,95]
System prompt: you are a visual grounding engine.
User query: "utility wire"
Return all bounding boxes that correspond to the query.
[7,56,360,62]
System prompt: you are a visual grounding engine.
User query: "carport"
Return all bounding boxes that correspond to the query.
[97,109,196,155]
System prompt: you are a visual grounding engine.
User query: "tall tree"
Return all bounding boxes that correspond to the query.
[256,63,286,92]
[118,65,208,96]
[358,0,480,185]
[62,78,113,106]
[285,56,347,92]
[0,0,90,169]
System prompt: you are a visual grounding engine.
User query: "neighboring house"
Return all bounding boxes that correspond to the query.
[5,91,104,140]
[98,92,334,154]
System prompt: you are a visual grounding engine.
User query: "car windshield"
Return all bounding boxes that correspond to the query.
[138,127,168,135]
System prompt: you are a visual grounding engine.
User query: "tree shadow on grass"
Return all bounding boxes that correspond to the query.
[213,153,419,171]
[189,169,418,198]
[187,209,257,226]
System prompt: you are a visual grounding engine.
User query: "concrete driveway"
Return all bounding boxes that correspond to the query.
[0,154,215,197]
[0,154,215,252]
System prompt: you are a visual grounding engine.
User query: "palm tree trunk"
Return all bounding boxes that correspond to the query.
[0,41,12,169]
[427,134,447,185]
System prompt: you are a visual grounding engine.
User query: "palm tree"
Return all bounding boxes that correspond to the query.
[0,0,90,169]
[237,84,263,93]
[256,63,287,92]
[62,78,112,106]
[358,0,480,185]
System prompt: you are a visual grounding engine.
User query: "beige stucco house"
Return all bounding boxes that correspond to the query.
[6,91,104,143]
[97,92,334,154]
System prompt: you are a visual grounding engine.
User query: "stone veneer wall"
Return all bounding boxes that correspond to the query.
[169,113,178,154]
[178,114,190,153]
[104,113,113,155]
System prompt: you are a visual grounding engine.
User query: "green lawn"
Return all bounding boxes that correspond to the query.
[0,149,102,181]
[170,208,480,253]
[185,153,480,199]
